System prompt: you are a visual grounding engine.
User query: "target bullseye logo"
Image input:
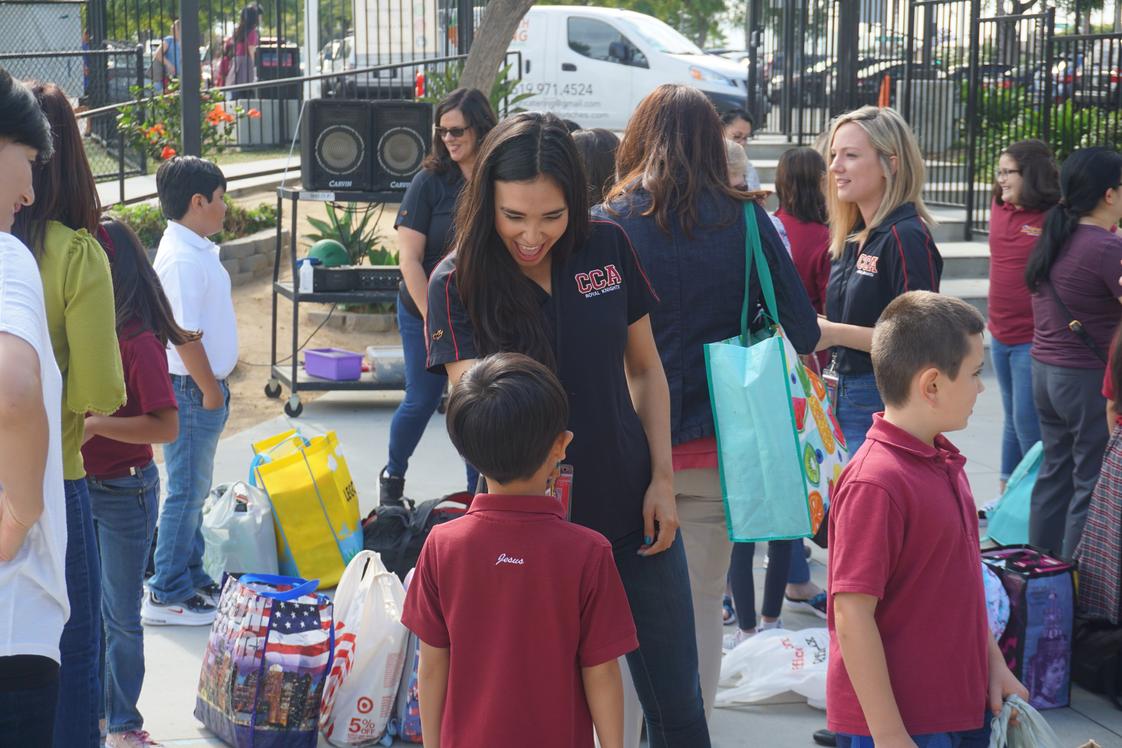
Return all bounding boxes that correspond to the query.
[357,696,374,714]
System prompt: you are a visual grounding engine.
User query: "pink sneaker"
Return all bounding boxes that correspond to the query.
[106,730,162,747]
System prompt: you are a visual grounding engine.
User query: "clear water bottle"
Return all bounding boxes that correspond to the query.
[298,258,315,293]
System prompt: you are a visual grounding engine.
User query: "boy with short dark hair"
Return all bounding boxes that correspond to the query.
[827,290,1027,747]
[144,156,237,625]
[402,352,637,748]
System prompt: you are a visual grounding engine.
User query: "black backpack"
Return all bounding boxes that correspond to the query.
[361,492,472,580]
[1072,616,1122,709]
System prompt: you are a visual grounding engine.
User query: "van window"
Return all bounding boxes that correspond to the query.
[567,17,647,67]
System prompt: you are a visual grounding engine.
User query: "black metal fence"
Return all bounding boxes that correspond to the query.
[756,0,1122,236]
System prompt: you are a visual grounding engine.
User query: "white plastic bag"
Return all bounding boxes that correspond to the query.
[716,628,829,710]
[320,551,410,746]
[989,694,1062,748]
[201,481,278,582]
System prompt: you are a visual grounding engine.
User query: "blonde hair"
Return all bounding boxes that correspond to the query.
[724,138,749,186]
[823,106,934,260]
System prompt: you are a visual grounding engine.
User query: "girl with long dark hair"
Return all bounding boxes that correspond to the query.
[225,4,261,98]
[1024,146,1122,559]
[380,88,496,505]
[426,112,710,746]
[988,140,1058,493]
[82,219,196,748]
[12,81,126,748]
[598,84,819,722]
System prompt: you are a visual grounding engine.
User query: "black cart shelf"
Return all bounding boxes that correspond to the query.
[266,186,405,417]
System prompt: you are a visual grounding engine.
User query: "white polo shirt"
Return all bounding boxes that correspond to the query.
[0,232,69,663]
[153,220,239,379]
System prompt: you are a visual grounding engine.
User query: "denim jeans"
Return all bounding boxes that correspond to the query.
[149,376,228,603]
[990,338,1041,480]
[55,478,102,748]
[388,305,478,491]
[0,658,60,747]
[836,372,884,454]
[788,540,811,584]
[89,461,160,734]
[838,713,991,747]
[613,531,711,747]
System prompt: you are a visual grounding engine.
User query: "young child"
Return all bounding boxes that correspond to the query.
[144,156,237,626]
[827,290,1027,747]
[84,219,199,746]
[401,353,638,748]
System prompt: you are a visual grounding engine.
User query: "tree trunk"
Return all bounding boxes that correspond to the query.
[459,0,537,97]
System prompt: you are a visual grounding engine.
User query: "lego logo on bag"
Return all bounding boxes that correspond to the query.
[343,482,358,503]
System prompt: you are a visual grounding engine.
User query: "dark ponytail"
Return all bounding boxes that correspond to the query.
[100,218,200,347]
[453,112,589,370]
[1025,147,1122,292]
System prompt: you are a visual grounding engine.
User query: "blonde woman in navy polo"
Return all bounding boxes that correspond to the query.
[425,113,710,747]
[816,106,943,453]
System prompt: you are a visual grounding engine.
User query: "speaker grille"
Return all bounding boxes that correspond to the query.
[378,127,427,177]
[315,124,365,175]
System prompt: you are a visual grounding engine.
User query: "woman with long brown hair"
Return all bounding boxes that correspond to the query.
[12,81,125,748]
[380,88,496,505]
[426,111,710,746]
[598,83,819,725]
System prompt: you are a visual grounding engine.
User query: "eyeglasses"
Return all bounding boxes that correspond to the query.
[995,168,1022,179]
[435,126,470,139]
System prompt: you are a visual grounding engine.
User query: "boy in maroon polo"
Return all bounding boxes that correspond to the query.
[401,353,637,748]
[828,291,1027,747]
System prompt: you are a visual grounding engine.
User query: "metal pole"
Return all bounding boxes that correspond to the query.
[457,0,473,54]
[747,0,761,118]
[136,45,147,175]
[964,0,981,239]
[903,0,916,120]
[179,0,202,156]
[837,0,860,113]
[1042,7,1054,143]
[304,0,321,100]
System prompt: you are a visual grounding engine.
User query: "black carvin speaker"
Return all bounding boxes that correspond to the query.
[302,99,373,191]
[370,101,432,192]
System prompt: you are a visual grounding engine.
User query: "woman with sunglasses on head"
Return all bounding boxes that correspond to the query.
[987,140,1058,496]
[426,111,710,746]
[379,88,497,506]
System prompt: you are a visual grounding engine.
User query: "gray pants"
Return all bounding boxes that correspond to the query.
[1030,359,1109,558]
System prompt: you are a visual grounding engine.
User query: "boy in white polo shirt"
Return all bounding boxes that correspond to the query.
[144,156,237,625]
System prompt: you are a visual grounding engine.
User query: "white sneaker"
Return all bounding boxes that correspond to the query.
[141,591,216,626]
[722,628,753,652]
[106,730,162,747]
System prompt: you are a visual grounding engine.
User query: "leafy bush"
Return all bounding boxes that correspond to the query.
[109,198,278,248]
[116,81,261,163]
[418,61,534,116]
[304,202,397,266]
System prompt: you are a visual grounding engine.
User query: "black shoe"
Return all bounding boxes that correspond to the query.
[812,729,837,747]
[379,467,406,507]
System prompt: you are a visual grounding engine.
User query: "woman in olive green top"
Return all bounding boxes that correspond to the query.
[13,83,125,748]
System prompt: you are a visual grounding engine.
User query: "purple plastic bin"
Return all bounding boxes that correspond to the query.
[304,348,363,381]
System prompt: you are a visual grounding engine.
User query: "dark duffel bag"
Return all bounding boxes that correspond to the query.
[362,491,472,580]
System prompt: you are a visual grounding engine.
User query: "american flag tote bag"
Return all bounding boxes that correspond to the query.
[195,574,336,747]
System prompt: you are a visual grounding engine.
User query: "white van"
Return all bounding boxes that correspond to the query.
[507,6,752,130]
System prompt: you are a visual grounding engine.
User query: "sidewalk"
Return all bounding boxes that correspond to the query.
[138,367,1122,747]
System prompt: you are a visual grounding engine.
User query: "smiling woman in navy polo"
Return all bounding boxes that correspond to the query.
[425,113,711,747]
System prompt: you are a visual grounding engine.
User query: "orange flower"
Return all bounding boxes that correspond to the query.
[221,111,235,124]
[246,108,261,119]
[160,145,177,160]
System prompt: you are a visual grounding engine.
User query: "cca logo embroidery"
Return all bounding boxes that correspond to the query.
[856,253,879,275]
[432,329,444,341]
[1020,224,1042,237]
[575,264,623,297]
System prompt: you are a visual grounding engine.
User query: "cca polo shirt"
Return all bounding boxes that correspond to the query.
[825,203,942,375]
[425,219,659,544]
[394,166,466,317]
[401,494,638,748]
[826,415,989,736]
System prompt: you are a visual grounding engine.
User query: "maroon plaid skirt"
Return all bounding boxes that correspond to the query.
[1076,426,1122,623]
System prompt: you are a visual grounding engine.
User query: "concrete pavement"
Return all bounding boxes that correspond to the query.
[136,368,1122,747]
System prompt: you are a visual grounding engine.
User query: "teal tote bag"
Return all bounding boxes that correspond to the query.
[703,204,848,542]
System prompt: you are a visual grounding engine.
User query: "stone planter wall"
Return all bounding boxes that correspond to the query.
[146,228,288,288]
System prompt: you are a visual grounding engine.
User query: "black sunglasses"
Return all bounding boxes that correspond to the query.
[435,126,470,139]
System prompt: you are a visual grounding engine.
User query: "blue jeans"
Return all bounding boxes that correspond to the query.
[836,372,884,454]
[990,338,1041,480]
[55,478,102,747]
[789,540,810,584]
[149,376,228,604]
[388,305,478,491]
[0,658,60,747]
[613,532,710,747]
[89,461,160,734]
[838,713,991,746]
